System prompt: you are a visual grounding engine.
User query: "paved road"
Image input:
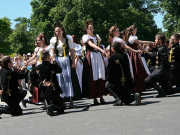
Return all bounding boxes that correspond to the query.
[0,89,180,135]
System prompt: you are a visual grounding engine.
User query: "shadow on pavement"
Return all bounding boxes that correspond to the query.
[23,111,45,115]
[23,107,42,111]
[140,101,161,106]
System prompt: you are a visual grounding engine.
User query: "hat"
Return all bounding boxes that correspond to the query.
[75,44,82,56]
[27,53,31,56]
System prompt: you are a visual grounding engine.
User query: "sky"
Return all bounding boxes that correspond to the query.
[0,0,165,30]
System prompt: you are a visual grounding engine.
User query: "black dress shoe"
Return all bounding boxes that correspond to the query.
[93,99,100,105]
[154,94,166,98]
[0,108,4,115]
[47,105,55,116]
[100,99,106,104]
[175,87,180,93]
[22,99,27,107]
[134,93,141,106]
[113,100,123,106]
[69,105,73,109]
[154,91,166,98]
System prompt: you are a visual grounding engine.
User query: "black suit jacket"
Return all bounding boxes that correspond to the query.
[170,43,180,71]
[144,49,157,73]
[0,67,28,102]
[30,61,63,98]
[107,50,135,89]
[150,44,171,80]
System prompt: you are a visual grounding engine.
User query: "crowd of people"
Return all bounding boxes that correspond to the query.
[0,21,180,118]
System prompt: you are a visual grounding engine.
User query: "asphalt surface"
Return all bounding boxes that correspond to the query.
[0,89,180,135]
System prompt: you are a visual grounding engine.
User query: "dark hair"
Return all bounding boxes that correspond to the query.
[41,51,50,61]
[165,39,169,47]
[53,22,67,41]
[72,35,79,44]
[1,56,11,68]
[0,54,3,59]
[125,23,137,42]
[147,44,153,48]
[156,33,166,44]
[172,33,180,41]
[120,29,125,39]
[0,58,2,67]
[108,23,118,43]
[35,37,40,47]
[37,32,48,45]
[84,20,93,34]
[112,41,121,51]
[54,22,67,38]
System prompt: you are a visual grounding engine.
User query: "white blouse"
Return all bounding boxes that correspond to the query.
[129,35,138,44]
[34,47,39,53]
[113,37,123,43]
[49,35,75,54]
[82,34,101,45]
[37,46,51,59]
[74,44,82,56]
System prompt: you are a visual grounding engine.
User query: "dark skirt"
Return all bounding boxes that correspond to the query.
[129,52,149,93]
[82,50,107,98]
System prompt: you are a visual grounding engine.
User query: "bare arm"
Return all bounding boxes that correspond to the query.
[87,40,106,55]
[25,54,36,65]
[50,48,55,57]
[70,49,76,68]
[134,40,153,45]
[138,44,150,54]
[75,56,79,67]
[121,42,139,53]
[28,59,37,66]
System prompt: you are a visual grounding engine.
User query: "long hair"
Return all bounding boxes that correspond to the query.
[120,29,126,39]
[108,23,118,56]
[72,35,79,44]
[54,22,67,41]
[125,23,136,43]
[84,20,93,34]
[108,23,118,43]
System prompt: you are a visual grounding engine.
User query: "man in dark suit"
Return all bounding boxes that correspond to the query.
[144,44,158,73]
[30,51,64,116]
[105,41,141,106]
[169,33,180,88]
[0,56,28,117]
[145,33,173,97]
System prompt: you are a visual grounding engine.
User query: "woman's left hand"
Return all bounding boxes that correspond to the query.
[72,64,76,69]
[148,52,153,55]
[0,90,3,95]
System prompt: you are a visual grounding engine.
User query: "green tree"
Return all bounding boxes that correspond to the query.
[9,18,34,55]
[156,0,180,38]
[30,0,58,42]
[49,0,158,45]
[0,17,13,55]
[30,0,159,46]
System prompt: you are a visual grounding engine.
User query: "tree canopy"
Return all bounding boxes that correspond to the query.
[156,0,180,38]
[1,0,164,55]
[30,0,159,46]
[0,17,12,55]
[9,17,34,55]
